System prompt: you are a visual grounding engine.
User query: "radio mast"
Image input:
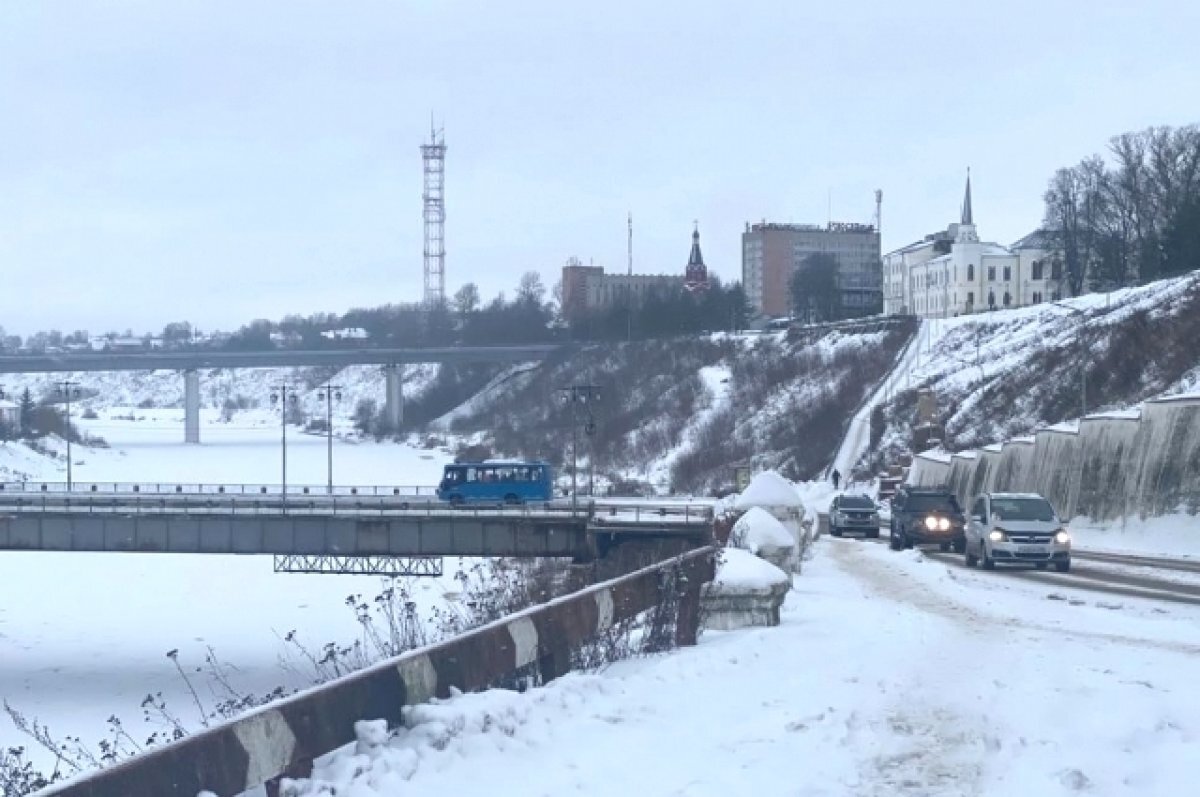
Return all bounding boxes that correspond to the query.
[421,119,447,306]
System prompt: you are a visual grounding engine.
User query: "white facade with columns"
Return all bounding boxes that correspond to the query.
[883,177,1062,318]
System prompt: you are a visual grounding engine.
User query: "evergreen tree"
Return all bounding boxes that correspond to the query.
[19,387,36,437]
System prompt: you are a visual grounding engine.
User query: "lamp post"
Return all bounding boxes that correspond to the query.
[56,380,82,491]
[269,385,296,500]
[316,384,343,494]
[556,384,602,512]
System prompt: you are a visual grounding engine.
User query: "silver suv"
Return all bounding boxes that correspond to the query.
[965,492,1071,572]
[829,494,881,538]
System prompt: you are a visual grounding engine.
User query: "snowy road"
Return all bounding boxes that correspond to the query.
[855,535,1200,607]
[291,538,1200,796]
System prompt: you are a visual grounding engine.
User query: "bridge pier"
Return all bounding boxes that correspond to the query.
[384,364,403,431]
[184,369,200,444]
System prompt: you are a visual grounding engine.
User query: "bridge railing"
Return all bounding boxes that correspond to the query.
[0,481,439,497]
[0,493,716,524]
[36,546,717,797]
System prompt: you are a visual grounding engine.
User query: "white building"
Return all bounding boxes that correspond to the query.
[883,177,1062,318]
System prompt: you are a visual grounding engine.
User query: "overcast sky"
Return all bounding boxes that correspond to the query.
[2,0,1198,336]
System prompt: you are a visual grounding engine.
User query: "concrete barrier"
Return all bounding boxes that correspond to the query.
[907,394,1200,521]
[38,547,716,797]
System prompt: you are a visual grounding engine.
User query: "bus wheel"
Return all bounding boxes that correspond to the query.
[449,495,464,507]
[504,494,522,506]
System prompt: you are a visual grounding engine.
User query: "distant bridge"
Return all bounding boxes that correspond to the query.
[0,344,561,443]
[0,484,715,571]
[0,345,562,374]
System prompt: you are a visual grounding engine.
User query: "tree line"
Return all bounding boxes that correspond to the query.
[1043,123,1200,296]
[565,277,750,341]
[0,388,81,444]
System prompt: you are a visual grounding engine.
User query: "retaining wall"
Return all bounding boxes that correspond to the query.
[908,394,1200,520]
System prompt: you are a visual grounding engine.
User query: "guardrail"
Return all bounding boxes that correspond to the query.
[37,546,717,797]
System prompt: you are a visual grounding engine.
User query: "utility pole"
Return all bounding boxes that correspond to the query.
[270,385,296,501]
[317,384,343,494]
[556,384,602,511]
[56,380,81,491]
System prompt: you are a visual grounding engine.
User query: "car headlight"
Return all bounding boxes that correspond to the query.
[988,529,1008,542]
[924,516,938,530]
[938,517,951,531]
[1055,529,1071,544]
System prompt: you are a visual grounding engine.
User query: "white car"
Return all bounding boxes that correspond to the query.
[964,492,1071,572]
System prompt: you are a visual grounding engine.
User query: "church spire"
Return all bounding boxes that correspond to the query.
[961,168,974,226]
[685,221,710,293]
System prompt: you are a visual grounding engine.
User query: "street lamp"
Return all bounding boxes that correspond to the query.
[56,380,82,491]
[316,384,343,494]
[556,384,602,511]
[269,385,297,500]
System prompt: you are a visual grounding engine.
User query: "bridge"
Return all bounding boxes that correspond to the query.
[0,344,561,443]
[0,484,715,572]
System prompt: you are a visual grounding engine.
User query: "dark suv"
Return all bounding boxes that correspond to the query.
[889,485,966,552]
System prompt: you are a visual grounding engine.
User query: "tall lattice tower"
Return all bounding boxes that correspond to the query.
[421,122,447,306]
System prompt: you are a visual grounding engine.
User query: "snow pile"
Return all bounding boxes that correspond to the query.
[282,678,602,796]
[733,470,802,510]
[711,547,789,592]
[728,506,795,570]
[731,506,794,556]
[793,479,838,517]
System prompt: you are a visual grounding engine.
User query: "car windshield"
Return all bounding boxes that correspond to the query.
[991,497,1056,522]
[839,496,875,509]
[906,494,961,512]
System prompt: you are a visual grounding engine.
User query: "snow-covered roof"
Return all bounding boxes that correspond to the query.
[916,449,953,464]
[733,471,803,509]
[733,507,795,554]
[0,399,17,410]
[713,547,790,591]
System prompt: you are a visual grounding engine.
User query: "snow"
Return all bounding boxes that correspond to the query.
[0,406,464,768]
[711,547,789,591]
[733,470,803,509]
[1070,514,1200,560]
[830,318,925,478]
[284,538,1200,796]
[731,506,794,554]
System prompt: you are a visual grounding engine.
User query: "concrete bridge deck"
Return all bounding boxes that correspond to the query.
[0,489,714,561]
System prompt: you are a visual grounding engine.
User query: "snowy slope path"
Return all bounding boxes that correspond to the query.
[288,539,1200,796]
[828,320,927,481]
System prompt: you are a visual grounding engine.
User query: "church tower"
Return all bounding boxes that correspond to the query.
[956,170,979,243]
[684,222,710,293]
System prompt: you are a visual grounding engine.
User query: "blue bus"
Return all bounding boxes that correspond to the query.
[436,460,555,505]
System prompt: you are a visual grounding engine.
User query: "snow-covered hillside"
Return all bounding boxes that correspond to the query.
[431,325,916,494]
[862,272,1200,475]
